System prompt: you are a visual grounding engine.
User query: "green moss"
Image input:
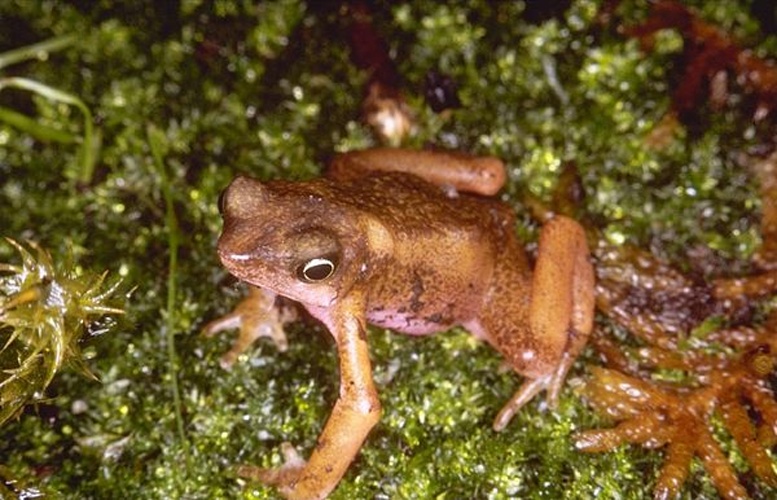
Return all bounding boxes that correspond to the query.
[1,0,774,498]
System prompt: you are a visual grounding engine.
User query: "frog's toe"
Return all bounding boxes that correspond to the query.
[493,376,549,431]
[202,288,294,368]
[202,311,286,368]
[493,352,575,431]
[237,442,307,493]
[201,311,241,338]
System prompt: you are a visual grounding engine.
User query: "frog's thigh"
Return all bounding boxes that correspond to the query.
[480,215,592,379]
[529,215,594,365]
[486,216,594,430]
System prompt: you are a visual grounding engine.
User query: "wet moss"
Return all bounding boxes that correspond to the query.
[1,0,774,498]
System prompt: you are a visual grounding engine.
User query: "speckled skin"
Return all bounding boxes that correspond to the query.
[211,148,595,500]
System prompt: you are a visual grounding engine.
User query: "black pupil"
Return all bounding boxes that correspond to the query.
[304,261,333,281]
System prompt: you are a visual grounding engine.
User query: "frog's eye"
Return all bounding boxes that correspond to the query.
[297,257,337,283]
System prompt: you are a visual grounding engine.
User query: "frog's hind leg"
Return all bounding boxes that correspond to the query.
[475,216,594,431]
[328,148,506,195]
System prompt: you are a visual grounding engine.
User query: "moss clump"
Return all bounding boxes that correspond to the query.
[1,0,774,498]
[0,239,123,425]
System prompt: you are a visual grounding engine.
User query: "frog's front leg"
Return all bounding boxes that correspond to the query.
[239,294,381,500]
[202,286,296,369]
[481,216,594,430]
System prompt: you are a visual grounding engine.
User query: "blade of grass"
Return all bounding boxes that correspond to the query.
[0,106,76,144]
[0,77,96,183]
[146,122,191,491]
[0,35,76,70]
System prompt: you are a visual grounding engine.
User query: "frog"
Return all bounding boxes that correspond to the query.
[205,147,595,499]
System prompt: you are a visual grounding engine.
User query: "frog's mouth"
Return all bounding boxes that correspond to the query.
[218,252,282,295]
[217,245,274,281]
[221,251,253,262]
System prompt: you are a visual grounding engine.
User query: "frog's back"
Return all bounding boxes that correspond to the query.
[330,170,507,235]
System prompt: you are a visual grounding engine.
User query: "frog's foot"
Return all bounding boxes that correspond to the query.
[202,287,297,369]
[237,442,307,497]
[492,351,575,431]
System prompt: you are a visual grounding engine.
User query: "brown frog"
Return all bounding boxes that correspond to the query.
[205,148,595,499]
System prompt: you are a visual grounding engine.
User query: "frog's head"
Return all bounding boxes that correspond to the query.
[216,175,367,308]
